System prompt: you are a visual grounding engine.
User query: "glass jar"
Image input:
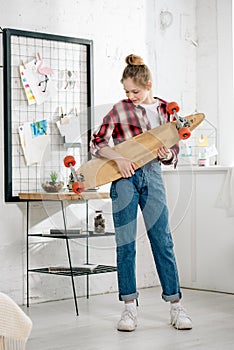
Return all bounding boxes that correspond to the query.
[94,210,105,233]
[198,150,209,167]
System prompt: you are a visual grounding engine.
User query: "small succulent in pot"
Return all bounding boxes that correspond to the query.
[41,171,64,193]
[50,171,58,184]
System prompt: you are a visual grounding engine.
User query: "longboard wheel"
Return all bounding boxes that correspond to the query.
[64,155,76,168]
[72,181,85,194]
[167,101,180,115]
[178,127,191,140]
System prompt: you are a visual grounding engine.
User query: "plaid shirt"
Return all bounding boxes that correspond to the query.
[90,97,179,167]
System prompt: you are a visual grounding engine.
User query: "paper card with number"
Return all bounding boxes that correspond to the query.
[18,120,50,166]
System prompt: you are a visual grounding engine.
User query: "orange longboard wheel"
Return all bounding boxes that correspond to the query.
[178,127,191,140]
[167,101,180,115]
[72,181,85,194]
[64,155,76,168]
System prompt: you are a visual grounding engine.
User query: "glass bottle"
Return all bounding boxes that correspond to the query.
[94,210,105,233]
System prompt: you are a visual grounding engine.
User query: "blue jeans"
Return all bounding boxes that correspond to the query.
[110,160,181,303]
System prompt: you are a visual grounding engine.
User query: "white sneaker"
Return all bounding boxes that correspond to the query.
[170,304,192,330]
[117,309,137,332]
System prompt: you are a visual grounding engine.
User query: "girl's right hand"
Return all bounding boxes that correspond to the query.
[114,158,136,178]
[98,146,136,178]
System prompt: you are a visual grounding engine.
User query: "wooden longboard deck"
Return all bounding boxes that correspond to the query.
[78,113,205,190]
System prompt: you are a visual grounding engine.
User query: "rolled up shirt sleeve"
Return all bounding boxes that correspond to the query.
[90,114,115,157]
[157,99,180,168]
[160,143,179,168]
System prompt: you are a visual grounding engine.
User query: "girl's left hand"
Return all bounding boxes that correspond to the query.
[158,145,172,160]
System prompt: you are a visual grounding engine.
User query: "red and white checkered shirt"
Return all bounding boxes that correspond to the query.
[90,97,179,167]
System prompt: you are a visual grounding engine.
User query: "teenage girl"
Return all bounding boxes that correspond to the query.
[90,54,192,331]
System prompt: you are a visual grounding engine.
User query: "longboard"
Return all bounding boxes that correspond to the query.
[64,111,205,193]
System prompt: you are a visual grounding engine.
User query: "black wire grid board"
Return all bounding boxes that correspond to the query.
[2,28,93,201]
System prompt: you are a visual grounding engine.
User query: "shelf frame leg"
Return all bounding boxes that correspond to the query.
[60,200,79,316]
[86,202,90,299]
[26,200,29,307]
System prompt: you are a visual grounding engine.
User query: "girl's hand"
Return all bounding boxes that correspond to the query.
[114,158,136,178]
[158,145,172,160]
[98,146,136,178]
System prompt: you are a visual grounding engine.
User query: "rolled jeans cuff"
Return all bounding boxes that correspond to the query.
[162,292,182,302]
[119,291,139,302]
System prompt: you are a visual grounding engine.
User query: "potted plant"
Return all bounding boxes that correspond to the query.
[41,171,64,193]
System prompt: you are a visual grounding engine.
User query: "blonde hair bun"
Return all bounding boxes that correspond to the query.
[121,53,152,87]
[125,54,144,66]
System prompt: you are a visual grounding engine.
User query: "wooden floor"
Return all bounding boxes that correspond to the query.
[23,287,234,350]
